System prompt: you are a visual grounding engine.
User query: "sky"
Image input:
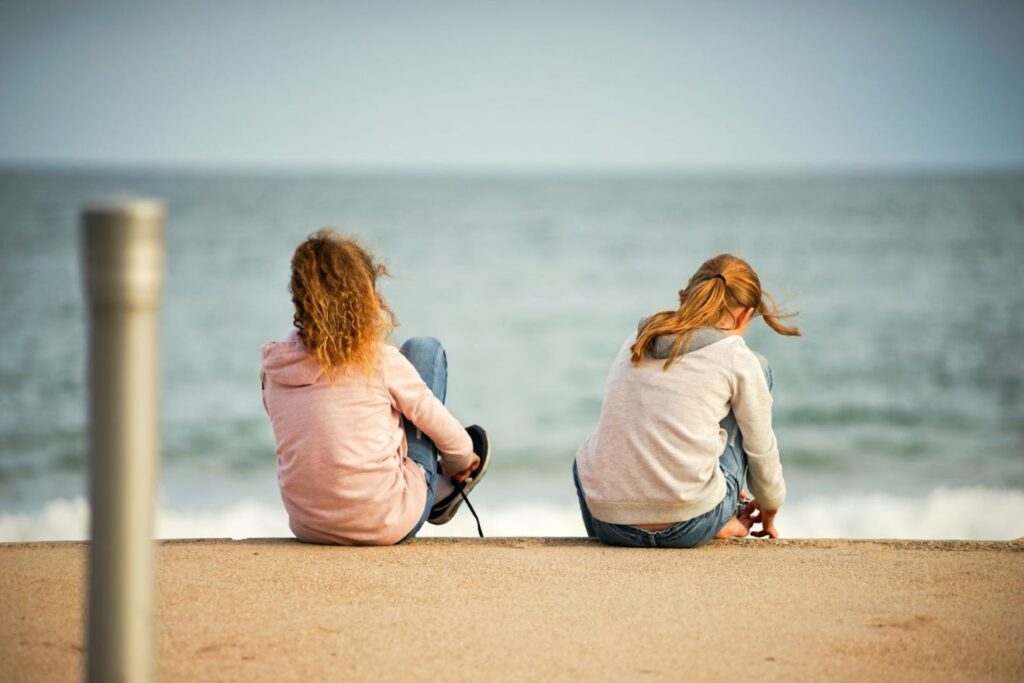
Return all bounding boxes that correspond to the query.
[1,0,1023,170]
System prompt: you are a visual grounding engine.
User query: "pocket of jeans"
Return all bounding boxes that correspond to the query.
[655,518,703,547]
[658,496,734,548]
[595,520,646,547]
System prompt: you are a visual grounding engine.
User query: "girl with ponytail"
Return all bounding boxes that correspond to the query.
[574,254,799,548]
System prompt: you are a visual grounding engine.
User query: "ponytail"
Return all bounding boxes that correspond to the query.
[631,254,799,369]
[759,290,800,337]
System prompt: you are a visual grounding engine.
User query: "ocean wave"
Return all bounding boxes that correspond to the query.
[1,487,1022,542]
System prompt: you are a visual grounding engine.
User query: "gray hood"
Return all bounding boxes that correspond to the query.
[637,318,727,359]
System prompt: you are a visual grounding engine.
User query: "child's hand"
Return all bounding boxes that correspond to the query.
[740,499,780,539]
[752,507,779,539]
[446,454,480,483]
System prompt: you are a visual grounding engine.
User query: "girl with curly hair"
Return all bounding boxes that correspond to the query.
[574,254,799,547]
[261,230,490,545]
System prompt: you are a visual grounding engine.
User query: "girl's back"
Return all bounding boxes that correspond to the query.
[577,331,774,526]
[574,253,798,547]
[260,230,480,546]
[262,334,426,545]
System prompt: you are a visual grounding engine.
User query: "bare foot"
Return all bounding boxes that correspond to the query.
[714,515,750,539]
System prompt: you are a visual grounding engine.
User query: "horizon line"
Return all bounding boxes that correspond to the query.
[2,157,1024,177]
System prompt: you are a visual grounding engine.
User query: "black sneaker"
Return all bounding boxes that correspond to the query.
[428,425,490,535]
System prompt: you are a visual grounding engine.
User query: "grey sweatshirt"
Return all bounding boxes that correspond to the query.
[576,327,786,525]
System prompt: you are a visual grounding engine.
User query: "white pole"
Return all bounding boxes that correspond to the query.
[81,199,165,683]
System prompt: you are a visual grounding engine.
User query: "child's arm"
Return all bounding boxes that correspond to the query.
[731,347,786,512]
[384,348,476,476]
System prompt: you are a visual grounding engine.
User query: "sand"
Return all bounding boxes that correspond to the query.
[1,537,1022,682]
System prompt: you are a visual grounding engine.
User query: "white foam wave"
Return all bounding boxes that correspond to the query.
[1,487,1022,542]
[0,498,291,542]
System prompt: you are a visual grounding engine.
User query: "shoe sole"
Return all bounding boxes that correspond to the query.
[429,425,490,525]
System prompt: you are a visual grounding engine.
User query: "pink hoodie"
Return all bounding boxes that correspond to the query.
[261,331,474,545]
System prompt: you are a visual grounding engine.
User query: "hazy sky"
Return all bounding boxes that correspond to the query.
[2,1,1023,170]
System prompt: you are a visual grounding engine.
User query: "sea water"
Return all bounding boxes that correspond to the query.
[1,167,1022,540]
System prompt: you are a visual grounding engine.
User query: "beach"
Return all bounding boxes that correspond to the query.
[4,4,1024,681]
[2,537,1022,681]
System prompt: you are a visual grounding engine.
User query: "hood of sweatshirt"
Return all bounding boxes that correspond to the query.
[637,319,728,359]
[261,330,324,387]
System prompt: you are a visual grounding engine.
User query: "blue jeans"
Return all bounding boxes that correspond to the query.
[574,354,774,548]
[399,337,449,542]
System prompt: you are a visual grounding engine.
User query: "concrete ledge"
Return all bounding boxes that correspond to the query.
[6,536,1023,550]
[2,538,1022,681]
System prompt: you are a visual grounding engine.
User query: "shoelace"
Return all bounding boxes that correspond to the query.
[455,482,484,538]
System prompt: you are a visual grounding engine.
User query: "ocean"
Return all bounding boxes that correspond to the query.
[1,167,1022,541]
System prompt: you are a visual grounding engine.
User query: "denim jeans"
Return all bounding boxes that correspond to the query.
[574,353,773,548]
[399,336,449,542]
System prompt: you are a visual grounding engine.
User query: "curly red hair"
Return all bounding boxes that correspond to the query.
[289,230,395,379]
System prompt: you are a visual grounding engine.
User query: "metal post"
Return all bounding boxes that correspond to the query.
[81,199,165,683]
